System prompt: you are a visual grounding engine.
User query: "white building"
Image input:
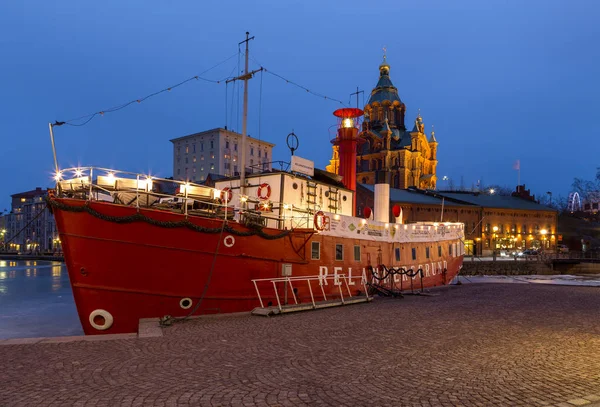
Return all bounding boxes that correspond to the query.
[170,128,275,182]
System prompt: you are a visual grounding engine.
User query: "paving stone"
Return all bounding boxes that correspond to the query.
[568,400,592,406]
[1,284,600,406]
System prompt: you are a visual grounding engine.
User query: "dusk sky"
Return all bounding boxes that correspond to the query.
[1,0,599,212]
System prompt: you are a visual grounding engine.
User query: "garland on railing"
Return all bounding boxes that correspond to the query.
[47,198,292,240]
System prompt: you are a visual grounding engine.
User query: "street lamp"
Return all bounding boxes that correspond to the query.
[540,229,548,251]
[492,226,498,260]
[489,188,496,195]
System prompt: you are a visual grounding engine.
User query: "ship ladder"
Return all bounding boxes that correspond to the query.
[251,274,372,317]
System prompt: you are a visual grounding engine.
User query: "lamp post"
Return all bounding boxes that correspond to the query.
[492,225,498,261]
[540,229,548,252]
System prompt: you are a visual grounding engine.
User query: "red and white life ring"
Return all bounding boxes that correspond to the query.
[220,187,233,202]
[314,211,330,231]
[257,183,271,201]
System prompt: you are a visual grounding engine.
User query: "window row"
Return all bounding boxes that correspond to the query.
[310,242,461,261]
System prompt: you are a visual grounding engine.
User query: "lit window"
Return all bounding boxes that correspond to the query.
[210,163,214,170]
[193,156,196,163]
[354,245,361,261]
[311,242,320,260]
[335,244,343,261]
[211,153,215,159]
[185,145,189,154]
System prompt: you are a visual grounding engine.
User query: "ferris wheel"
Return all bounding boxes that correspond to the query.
[567,192,582,212]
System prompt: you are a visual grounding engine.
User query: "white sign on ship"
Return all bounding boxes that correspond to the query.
[291,155,314,177]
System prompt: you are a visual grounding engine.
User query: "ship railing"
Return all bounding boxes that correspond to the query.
[251,274,370,312]
[54,166,316,229]
[54,166,247,219]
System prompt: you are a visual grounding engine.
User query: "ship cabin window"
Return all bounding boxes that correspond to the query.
[425,247,430,259]
[353,245,361,261]
[311,242,320,260]
[438,246,442,257]
[411,247,416,261]
[395,247,400,262]
[335,244,344,261]
[449,244,453,256]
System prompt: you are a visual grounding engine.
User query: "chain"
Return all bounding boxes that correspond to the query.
[47,198,292,240]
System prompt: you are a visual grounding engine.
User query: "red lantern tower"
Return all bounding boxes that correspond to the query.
[332,108,364,216]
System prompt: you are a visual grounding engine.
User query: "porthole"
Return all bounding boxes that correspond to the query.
[342,195,347,201]
[324,191,330,197]
[292,183,298,190]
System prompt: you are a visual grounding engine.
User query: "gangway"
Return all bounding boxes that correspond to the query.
[251,274,371,317]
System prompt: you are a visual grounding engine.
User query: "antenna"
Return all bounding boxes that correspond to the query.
[350,87,364,109]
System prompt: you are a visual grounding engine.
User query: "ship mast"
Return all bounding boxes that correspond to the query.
[226,32,262,197]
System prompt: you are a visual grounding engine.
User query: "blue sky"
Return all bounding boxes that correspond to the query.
[1,0,599,212]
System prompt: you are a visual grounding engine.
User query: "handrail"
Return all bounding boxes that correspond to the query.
[252,274,369,312]
[53,165,310,229]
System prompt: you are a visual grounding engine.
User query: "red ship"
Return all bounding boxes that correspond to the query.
[48,38,464,335]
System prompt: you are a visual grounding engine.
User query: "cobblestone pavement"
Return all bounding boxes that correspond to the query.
[2,283,600,407]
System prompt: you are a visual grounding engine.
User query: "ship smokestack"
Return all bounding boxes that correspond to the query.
[374,183,390,223]
[332,108,364,216]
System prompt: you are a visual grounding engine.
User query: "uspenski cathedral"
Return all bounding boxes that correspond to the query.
[326,55,438,190]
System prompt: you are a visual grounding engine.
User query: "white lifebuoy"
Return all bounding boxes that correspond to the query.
[89,309,114,331]
[224,235,235,247]
[179,298,193,309]
[257,183,271,201]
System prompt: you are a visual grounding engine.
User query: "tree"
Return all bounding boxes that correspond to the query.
[571,167,600,200]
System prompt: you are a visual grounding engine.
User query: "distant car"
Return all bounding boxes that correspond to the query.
[521,249,539,256]
[557,244,569,253]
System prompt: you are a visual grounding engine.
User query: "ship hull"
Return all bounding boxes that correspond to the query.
[52,198,464,335]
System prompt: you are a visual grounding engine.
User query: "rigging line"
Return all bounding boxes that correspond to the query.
[263,69,347,106]
[248,55,347,106]
[61,52,240,126]
[258,68,263,142]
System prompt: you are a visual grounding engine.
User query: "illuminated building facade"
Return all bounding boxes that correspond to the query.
[327,55,438,190]
[2,187,60,253]
[357,185,558,256]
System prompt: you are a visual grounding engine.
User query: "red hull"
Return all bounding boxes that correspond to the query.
[52,198,463,335]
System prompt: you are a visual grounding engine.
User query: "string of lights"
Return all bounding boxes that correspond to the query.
[60,52,241,127]
[249,55,347,106]
[262,68,347,106]
[55,53,349,128]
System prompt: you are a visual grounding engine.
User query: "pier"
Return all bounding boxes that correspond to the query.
[2,283,600,406]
